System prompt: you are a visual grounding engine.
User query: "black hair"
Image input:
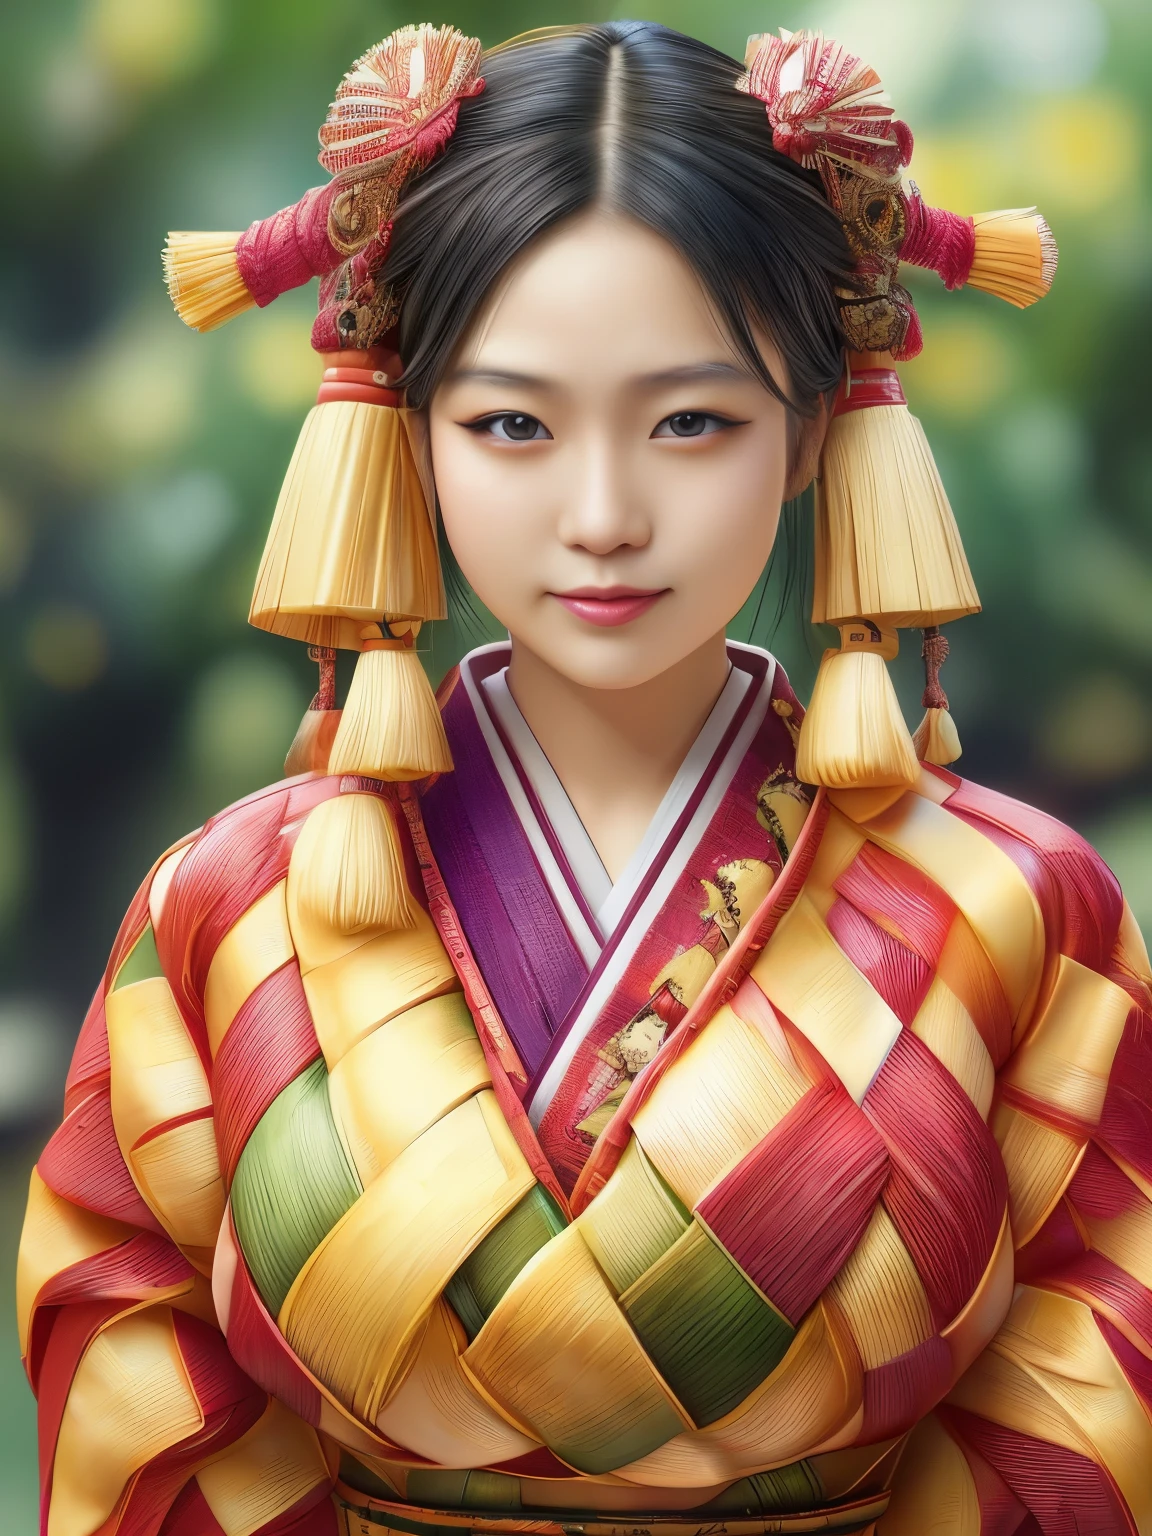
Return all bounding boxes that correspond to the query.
[383,21,852,661]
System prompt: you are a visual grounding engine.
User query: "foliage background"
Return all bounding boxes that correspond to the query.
[0,0,1148,1522]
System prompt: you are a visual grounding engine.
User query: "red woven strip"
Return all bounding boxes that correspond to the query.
[1100,1019,1152,1188]
[175,1309,265,1418]
[38,1089,162,1232]
[116,1399,264,1536]
[945,779,1124,977]
[36,1298,123,1528]
[213,961,322,1185]
[226,1241,322,1427]
[899,192,975,288]
[1014,1199,1085,1286]
[1052,1251,1152,1360]
[1099,1314,1152,1407]
[258,1485,339,1536]
[64,990,110,1116]
[955,1432,1031,1536]
[826,898,932,1028]
[158,1481,227,1536]
[832,369,906,417]
[865,1029,1007,1329]
[28,1232,193,1391]
[944,1404,1137,1535]
[1069,1144,1143,1221]
[316,380,401,407]
[860,1333,951,1442]
[834,842,957,970]
[696,1076,889,1325]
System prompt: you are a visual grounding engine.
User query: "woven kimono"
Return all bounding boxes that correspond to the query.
[19,643,1152,1536]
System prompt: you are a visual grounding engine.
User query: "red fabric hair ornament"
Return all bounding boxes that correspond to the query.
[738,28,1056,359]
[163,23,484,347]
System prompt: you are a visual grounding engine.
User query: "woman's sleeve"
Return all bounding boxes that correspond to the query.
[882,778,1152,1534]
[17,828,337,1536]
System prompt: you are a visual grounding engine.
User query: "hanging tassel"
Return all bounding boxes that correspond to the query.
[284,646,341,776]
[250,373,445,650]
[289,787,418,935]
[162,232,253,332]
[814,358,981,628]
[327,622,452,780]
[796,623,919,790]
[968,209,1058,309]
[912,625,962,765]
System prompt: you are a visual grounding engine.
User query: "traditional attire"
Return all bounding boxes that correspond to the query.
[19,640,1152,1536]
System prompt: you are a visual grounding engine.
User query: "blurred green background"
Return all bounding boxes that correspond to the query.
[0,0,1149,1524]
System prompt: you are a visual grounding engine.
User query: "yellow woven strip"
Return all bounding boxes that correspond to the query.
[17,1170,136,1357]
[949,1287,1152,1531]
[48,1308,203,1536]
[462,1223,690,1475]
[881,1414,981,1535]
[328,993,490,1186]
[280,1091,533,1425]
[107,976,212,1153]
[1116,901,1152,987]
[992,1102,1085,1248]
[911,975,995,1119]
[609,1299,861,1488]
[129,1116,226,1252]
[826,1205,934,1369]
[942,1210,1014,1380]
[577,1139,690,1295]
[196,1399,331,1536]
[300,916,459,1069]
[148,843,192,931]
[799,807,868,919]
[630,1001,811,1208]
[1002,955,1133,1128]
[750,894,903,1104]
[203,882,295,1057]
[837,789,1044,1028]
[375,1298,539,1467]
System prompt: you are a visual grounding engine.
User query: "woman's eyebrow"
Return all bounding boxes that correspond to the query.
[446,367,551,387]
[637,362,753,386]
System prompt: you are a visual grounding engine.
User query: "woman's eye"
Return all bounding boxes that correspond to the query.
[652,411,733,439]
[471,413,552,442]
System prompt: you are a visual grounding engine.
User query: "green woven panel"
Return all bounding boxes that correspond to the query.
[112,924,163,990]
[706,1462,824,1515]
[231,1059,362,1316]
[445,1183,567,1340]
[579,1137,690,1295]
[620,1218,794,1427]
[406,1470,523,1511]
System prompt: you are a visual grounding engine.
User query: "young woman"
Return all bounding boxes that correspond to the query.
[19,22,1152,1536]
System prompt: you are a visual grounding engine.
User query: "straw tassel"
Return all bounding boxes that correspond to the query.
[327,623,452,780]
[797,623,919,790]
[968,209,1058,309]
[163,232,253,332]
[289,788,418,935]
[912,625,962,765]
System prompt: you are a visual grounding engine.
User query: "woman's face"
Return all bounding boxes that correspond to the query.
[428,212,791,691]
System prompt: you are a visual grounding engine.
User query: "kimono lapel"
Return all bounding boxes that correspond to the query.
[419,642,814,1193]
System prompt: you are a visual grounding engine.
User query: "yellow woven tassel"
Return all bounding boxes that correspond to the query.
[814,372,981,629]
[913,707,962,766]
[284,708,341,777]
[162,232,255,332]
[327,625,453,781]
[796,624,919,791]
[251,402,444,651]
[290,790,418,935]
[967,209,1058,309]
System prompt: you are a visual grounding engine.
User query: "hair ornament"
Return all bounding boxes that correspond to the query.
[745,29,1059,792]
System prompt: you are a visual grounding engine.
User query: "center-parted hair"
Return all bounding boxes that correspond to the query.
[385,22,854,413]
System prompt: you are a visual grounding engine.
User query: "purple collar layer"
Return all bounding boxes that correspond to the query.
[418,641,810,1192]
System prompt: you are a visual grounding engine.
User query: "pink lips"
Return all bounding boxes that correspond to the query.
[551,586,668,627]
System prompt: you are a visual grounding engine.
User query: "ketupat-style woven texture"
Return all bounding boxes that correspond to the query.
[18,763,1152,1535]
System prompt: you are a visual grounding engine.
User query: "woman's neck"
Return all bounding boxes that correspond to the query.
[506,632,731,882]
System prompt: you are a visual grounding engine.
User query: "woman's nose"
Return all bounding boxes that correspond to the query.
[556,439,651,555]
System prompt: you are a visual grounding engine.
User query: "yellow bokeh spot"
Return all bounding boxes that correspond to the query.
[235,313,322,415]
[1041,674,1152,781]
[1021,93,1141,214]
[26,605,109,692]
[902,317,1015,421]
[85,0,219,88]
